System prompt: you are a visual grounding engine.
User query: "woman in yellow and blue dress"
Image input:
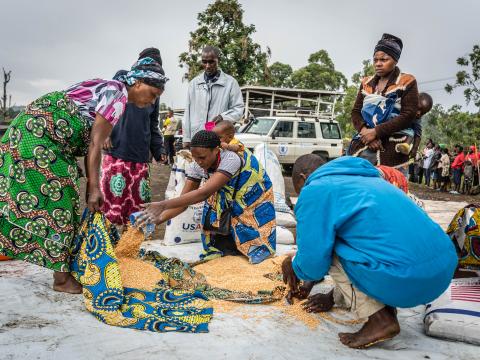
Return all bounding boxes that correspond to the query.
[139,130,276,264]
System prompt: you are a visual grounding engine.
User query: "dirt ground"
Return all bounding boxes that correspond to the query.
[79,161,478,241]
[409,182,478,203]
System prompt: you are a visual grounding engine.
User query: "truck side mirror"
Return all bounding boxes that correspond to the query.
[271,133,276,140]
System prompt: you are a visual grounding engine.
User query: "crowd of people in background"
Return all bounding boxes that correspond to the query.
[409,140,479,194]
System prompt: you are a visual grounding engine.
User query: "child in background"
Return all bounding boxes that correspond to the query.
[438,148,451,192]
[395,92,433,155]
[212,120,244,154]
[463,160,474,194]
[450,145,465,194]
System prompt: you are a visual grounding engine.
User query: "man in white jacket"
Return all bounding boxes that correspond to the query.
[182,46,244,148]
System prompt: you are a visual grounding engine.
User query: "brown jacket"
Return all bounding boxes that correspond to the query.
[350,67,419,166]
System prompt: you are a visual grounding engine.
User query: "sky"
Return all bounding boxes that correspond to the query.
[1,0,479,111]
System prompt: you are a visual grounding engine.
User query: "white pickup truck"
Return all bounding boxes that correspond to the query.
[236,116,343,165]
[161,86,345,164]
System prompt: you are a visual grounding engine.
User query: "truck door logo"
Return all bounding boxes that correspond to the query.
[278,144,288,156]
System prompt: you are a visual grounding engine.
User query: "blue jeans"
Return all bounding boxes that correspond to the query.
[424,168,432,186]
[453,168,462,185]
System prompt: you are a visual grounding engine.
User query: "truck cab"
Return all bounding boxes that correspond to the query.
[237,116,342,164]
[237,86,344,165]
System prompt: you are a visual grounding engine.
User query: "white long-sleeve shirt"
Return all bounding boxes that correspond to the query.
[423,148,434,169]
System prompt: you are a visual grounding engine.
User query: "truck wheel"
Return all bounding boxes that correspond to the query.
[282,164,293,176]
[312,151,329,161]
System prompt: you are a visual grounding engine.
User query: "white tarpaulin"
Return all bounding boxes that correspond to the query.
[254,144,296,228]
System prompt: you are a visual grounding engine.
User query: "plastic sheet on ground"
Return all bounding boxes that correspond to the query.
[1,200,478,359]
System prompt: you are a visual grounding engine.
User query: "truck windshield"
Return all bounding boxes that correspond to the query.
[243,118,275,135]
[320,123,341,139]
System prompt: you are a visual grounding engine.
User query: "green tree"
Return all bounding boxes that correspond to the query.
[422,104,480,148]
[336,60,375,137]
[263,62,293,88]
[351,59,375,86]
[421,104,445,143]
[445,44,480,111]
[290,50,347,91]
[179,0,269,85]
[336,86,359,137]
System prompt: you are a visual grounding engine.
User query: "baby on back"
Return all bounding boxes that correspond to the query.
[212,120,244,154]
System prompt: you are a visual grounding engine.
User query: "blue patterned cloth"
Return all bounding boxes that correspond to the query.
[352,93,414,143]
[70,210,212,333]
[361,93,400,128]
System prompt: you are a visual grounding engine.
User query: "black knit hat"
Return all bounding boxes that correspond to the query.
[191,130,221,149]
[374,33,403,62]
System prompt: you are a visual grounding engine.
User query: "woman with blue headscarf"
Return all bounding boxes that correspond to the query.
[101,48,167,226]
[0,48,168,293]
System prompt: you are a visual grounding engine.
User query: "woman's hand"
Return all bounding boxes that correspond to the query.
[282,255,300,304]
[212,115,223,124]
[359,126,369,144]
[102,137,112,151]
[297,281,316,299]
[152,155,167,165]
[87,186,104,212]
[86,114,112,212]
[367,139,384,151]
[360,128,377,144]
[136,202,167,227]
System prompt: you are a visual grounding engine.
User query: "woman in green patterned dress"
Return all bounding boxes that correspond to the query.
[0,52,168,293]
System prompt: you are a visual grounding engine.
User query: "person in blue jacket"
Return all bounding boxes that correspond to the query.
[282,154,457,349]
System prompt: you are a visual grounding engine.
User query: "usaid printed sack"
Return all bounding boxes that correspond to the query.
[163,151,204,245]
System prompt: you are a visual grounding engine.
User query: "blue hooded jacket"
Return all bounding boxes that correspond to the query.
[292,157,457,308]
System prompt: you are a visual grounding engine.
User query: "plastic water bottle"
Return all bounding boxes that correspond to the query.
[129,211,155,237]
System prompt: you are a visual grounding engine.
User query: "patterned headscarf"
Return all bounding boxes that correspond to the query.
[374,33,403,62]
[116,57,169,89]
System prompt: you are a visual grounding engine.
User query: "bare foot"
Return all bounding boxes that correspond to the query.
[338,306,400,349]
[302,289,334,313]
[53,272,82,294]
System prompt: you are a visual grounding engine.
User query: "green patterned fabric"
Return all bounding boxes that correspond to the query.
[0,91,90,271]
[139,250,284,304]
